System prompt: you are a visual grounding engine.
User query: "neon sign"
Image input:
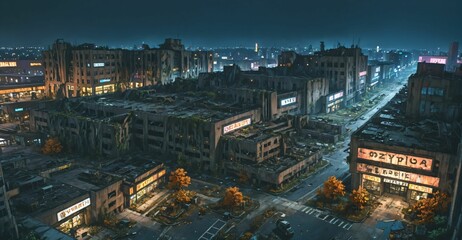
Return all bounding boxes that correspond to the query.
[358,148,432,171]
[0,62,17,67]
[93,63,105,67]
[280,97,296,107]
[57,198,91,221]
[357,163,439,187]
[223,118,251,134]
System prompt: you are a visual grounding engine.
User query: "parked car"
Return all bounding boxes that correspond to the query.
[275,219,295,238]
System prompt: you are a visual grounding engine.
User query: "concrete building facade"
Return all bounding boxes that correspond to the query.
[43,39,213,98]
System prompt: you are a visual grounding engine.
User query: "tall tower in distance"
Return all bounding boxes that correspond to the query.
[446,41,459,72]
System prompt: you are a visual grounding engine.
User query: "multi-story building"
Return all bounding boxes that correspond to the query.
[43,39,213,98]
[0,163,18,239]
[446,41,459,72]
[280,44,368,106]
[350,87,461,203]
[350,62,462,217]
[406,62,462,121]
[30,86,323,187]
[198,65,329,118]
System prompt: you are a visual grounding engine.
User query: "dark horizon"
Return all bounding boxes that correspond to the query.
[1,0,461,50]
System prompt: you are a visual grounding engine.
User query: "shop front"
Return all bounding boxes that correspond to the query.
[54,197,91,235]
[357,163,439,201]
[361,174,381,195]
[383,178,408,197]
[126,169,166,206]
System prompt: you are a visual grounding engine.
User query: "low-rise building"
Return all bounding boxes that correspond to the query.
[102,156,165,207]
[52,168,124,222]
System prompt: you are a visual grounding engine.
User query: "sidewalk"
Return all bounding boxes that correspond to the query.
[136,189,170,214]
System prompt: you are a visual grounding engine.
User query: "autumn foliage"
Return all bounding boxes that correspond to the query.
[42,137,63,155]
[349,187,370,210]
[168,168,191,190]
[318,176,345,201]
[412,191,450,224]
[223,186,244,208]
[175,189,192,203]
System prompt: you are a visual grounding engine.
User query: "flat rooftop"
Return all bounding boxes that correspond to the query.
[12,179,87,216]
[353,87,460,154]
[42,89,257,123]
[102,154,164,182]
[53,168,121,191]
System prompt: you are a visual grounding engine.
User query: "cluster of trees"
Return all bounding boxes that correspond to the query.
[223,186,244,208]
[317,176,370,210]
[168,168,193,203]
[411,191,450,224]
[41,137,63,155]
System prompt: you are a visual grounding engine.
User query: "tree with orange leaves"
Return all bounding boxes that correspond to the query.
[42,137,63,155]
[317,176,345,202]
[412,191,450,224]
[175,189,192,203]
[349,187,370,210]
[223,186,244,208]
[168,168,191,190]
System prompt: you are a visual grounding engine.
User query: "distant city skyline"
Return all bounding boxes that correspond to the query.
[0,0,461,50]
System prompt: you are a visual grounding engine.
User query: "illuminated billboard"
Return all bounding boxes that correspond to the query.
[93,63,105,67]
[57,198,91,221]
[328,91,343,102]
[363,174,381,182]
[280,97,296,107]
[100,78,111,83]
[136,169,166,191]
[357,148,432,171]
[418,56,447,64]
[30,62,42,67]
[359,71,367,77]
[14,108,24,112]
[0,62,17,67]
[356,163,439,187]
[223,118,251,134]
[409,183,433,194]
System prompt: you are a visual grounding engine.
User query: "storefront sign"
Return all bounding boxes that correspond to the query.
[356,163,439,187]
[30,62,42,66]
[14,108,24,112]
[93,62,105,67]
[328,91,344,102]
[99,78,111,83]
[280,97,296,107]
[0,62,17,67]
[136,170,166,191]
[358,148,432,171]
[359,71,367,77]
[363,174,381,182]
[57,198,91,221]
[409,184,433,194]
[223,118,251,134]
[383,178,408,187]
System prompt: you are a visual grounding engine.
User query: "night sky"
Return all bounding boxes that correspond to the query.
[1,0,461,49]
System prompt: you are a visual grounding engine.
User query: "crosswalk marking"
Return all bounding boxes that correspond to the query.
[298,206,352,231]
